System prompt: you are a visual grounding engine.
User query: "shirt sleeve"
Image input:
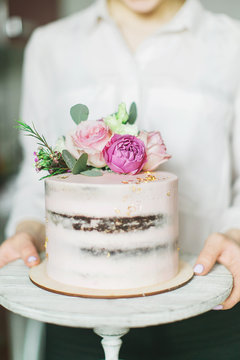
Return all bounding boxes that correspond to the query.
[5,28,54,238]
[219,85,240,233]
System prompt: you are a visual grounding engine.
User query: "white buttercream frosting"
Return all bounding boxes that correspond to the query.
[45,170,179,290]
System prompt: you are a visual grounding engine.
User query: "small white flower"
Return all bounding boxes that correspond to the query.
[114,123,138,136]
[53,136,66,153]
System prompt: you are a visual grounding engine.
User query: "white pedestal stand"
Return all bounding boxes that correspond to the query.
[94,328,129,360]
[0,254,233,360]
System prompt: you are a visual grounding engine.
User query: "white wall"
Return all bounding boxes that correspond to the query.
[59,0,240,19]
[59,0,94,17]
[201,0,240,19]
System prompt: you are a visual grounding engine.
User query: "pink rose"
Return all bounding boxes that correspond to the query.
[87,152,106,168]
[103,134,147,174]
[139,131,171,171]
[65,120,111,168]
[65,132,82,159]
[73,119,111,153]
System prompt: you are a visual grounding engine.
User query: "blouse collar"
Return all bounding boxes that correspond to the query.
[88,0,205,34]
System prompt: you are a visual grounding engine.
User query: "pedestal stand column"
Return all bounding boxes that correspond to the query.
[94,327,129,360]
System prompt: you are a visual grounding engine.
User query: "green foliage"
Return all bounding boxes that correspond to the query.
[127,102,137,125]
[16,121,53,153]
[70,104,89,124]
[36,148,69,180]
[62,150,77,170]
[72,153,88,174]
[80,169,103,177]
[39,168,68,180]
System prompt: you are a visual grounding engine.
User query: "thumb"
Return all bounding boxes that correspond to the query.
[194,233,225,276]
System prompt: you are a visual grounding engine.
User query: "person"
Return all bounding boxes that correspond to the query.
[1,0,240,358]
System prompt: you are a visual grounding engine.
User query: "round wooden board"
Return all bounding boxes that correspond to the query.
[29,259,194,299]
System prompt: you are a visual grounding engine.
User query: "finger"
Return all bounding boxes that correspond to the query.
[217,245,240,309]
[222,277,240,309]
[19,237,40,267]
[194,233,226,276]
[0,233,41,268]
[0,240,20,268]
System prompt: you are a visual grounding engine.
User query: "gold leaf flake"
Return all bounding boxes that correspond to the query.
[134,173,158,184]
[44,237,48,250]
[127,205,136,216]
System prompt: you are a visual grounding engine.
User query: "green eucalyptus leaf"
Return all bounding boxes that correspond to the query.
[70,104,89,124]
[128,102,137,125]
[80,169,103,177]
[72,153,88,174]
[62,150,77,170]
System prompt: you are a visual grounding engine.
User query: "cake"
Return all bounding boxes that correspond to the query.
[45,170,179,290]
[18,101,180,292]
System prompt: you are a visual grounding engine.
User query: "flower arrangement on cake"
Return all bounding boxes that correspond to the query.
[17,102,171,179]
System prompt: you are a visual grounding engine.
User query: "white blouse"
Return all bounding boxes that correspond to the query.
[6,0,240,254]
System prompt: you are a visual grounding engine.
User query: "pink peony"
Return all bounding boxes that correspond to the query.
[65,120,111,168]
[103,134,147,174]
[139,131,171,171]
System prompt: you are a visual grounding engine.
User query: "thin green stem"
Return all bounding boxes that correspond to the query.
[16,121,54,154]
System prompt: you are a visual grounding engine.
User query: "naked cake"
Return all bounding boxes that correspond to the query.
[45,170,178,290]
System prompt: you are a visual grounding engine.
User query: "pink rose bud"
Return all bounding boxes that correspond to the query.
[103,134,147,175]
[140,131,171,171]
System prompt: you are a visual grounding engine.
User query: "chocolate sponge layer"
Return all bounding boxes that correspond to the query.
[80,241,178,258]
[48,211,167,233]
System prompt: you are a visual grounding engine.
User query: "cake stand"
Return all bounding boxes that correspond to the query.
[0,254,233,360]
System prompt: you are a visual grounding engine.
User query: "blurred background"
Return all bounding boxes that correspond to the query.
[0,0,240,359]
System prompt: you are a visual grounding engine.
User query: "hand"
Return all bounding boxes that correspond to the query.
[0,220,45,268]
[194,229,240,310]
